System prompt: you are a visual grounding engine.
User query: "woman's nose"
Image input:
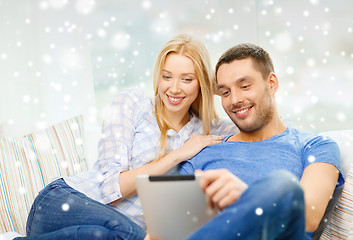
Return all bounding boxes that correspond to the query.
[170,79,181,94]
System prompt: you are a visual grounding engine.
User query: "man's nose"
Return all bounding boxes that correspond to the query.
[230,91,243,105]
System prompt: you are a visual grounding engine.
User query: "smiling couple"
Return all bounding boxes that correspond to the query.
[18,34,342,240]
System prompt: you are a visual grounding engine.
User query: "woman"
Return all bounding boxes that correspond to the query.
[17,34,237,240]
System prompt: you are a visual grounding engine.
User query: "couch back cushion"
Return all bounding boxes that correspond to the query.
[318,129,353,239]
[0,115,88,235]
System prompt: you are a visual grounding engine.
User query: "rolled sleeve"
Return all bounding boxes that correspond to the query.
[302,135,344,187]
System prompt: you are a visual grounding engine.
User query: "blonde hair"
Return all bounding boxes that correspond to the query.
[153,34,217,158]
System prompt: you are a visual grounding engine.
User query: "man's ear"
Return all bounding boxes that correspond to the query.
[268,72,279,95]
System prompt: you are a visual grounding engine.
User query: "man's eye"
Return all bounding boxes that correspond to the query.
[241,84,250,89]
[221,91,230,96]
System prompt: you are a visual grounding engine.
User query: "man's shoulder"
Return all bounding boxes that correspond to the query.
[181,142,234,173]
[286,127,339,154]
[286,127,321,143]
[188,142,234,163]
[292,127,336,140]
[190,142,231,161]
[286,127,313,136]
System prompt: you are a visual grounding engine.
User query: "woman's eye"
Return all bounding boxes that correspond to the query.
[183,78,193,82]
[162,75,171,80]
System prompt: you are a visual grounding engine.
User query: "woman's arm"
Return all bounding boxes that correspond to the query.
[97,91,141,204]
[110,134,224,205]
[98,90,224,205]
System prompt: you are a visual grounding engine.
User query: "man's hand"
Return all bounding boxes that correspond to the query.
[144,233,158,240]
[196,169,248,211]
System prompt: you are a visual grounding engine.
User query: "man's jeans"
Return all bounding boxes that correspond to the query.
[16,170,307,240]
[15,178,146,240]
[186,170,307,240]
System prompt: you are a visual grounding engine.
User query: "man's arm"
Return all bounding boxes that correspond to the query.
[300,162,339,232]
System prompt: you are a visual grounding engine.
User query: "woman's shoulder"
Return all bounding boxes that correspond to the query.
[113,87,152,103]
[210,117,238,135]
[211,117,233,126]
[104,88,154,121]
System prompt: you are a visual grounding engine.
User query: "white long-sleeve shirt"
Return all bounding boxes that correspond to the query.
[64,88,238,229]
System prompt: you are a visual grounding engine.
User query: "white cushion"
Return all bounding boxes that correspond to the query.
[319,129,353,239]
[0,115,88,235]
[0,231,22,240]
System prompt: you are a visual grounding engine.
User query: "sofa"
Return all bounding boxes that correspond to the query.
[0,115,352,239]
[0,115,99,239]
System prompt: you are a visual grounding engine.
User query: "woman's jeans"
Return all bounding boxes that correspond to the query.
[16,170,306,240]
[15,178,146,240]
[186,170,307,240]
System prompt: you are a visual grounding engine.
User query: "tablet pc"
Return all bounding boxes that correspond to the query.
[136,174,217,240]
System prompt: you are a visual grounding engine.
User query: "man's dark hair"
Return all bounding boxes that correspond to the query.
[215,43,274,81]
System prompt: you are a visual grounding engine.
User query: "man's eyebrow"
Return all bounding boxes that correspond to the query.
[217,84,227,89]
[217,78,248,89]
[236,77,248,83]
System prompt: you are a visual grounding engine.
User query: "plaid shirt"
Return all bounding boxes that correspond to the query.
[64,88,237,229]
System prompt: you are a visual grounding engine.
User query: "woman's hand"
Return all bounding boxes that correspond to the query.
[196,169,248,211]
[113,135,223,203]
[174,135,224,163]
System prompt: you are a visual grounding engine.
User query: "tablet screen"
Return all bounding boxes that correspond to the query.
[136,174,217,240]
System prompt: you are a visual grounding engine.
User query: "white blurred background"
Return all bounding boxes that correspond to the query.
[1,0,352,134]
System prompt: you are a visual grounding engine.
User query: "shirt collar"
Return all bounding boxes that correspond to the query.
[167,112,199,137]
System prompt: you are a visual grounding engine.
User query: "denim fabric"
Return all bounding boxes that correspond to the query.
[186,170,308,240]
[15,179,146,240]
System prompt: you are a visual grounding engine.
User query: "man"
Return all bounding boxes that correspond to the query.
[178,43,344,239]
